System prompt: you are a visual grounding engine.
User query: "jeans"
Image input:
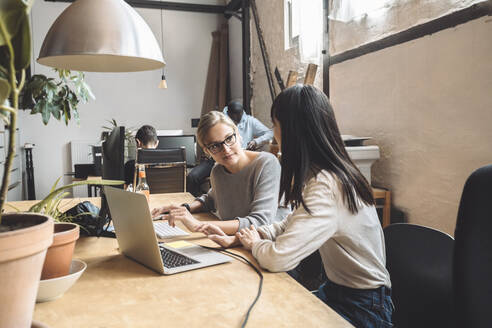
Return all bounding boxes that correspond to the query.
[186,158,215,197]
[287,251,327,291]
[315,279,394,328]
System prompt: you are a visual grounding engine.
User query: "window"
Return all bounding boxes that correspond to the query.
[329,0,393,22]
[284,0,323,63]
[284,0,301,50]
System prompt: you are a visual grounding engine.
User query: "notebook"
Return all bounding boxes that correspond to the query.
[104,187,231,275]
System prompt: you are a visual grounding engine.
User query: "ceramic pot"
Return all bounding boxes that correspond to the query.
[41,222,80,280]
[0,213,53,328]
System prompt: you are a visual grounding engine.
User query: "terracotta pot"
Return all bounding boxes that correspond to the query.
[0,213,54,328]
[41,223,80,280]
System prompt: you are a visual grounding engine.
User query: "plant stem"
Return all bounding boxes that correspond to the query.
[18,69,26,91]
[0,19,20,223]
[0,105,16,114]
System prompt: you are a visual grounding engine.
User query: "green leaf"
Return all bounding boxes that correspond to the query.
[22,69,93,125]
[0,77,11,105]
[83,80,95,100]
[50,103,61,120]
[0,0,35,47]
[39,99,51,125]
[28,179,124,213]
[45,80,58,103]
[62,99,70,124]
[49,176,62,193]
[10,11,31,70]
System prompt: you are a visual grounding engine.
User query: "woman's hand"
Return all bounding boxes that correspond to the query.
[236,225,261,250]
[151,204,174,218]
[198,223,238,248]
[158,205,203,232]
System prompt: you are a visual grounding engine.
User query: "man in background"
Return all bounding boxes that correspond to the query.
[124,125,159,187]
[186,101,273,196]
[223,101,273,150]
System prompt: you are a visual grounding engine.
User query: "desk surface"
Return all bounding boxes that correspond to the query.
[8,193,351,327]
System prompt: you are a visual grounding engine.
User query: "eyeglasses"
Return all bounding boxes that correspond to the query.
[206,133,237,154]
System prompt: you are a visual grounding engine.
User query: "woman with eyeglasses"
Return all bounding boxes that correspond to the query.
[151,111,284,237]
[199,85,393,327]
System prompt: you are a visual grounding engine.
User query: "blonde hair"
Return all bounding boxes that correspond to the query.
[196,111,237,148]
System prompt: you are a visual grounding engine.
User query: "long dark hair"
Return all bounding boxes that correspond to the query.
[271,84,374,214]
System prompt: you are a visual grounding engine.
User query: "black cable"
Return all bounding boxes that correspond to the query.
[201,246,263,328]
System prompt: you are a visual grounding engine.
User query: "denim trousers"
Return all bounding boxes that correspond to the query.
[315,279,394,328]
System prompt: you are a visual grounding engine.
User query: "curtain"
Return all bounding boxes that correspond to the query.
[198,23,229,160]
[200,23,229,117]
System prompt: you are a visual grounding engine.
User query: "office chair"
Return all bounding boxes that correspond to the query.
[454,164,492,328]
[135,148,187,194]
[384,223,454,328]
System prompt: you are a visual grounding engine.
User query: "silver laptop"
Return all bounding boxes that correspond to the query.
[104,187,231,275]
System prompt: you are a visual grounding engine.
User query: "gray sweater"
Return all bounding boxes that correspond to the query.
[197,152,282,230]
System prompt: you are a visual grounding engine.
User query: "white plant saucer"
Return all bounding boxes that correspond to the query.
[36,259,87,303]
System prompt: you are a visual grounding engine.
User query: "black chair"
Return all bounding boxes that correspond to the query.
[384,223,454,328]
[135,148,187,194]
[454,164,492,328]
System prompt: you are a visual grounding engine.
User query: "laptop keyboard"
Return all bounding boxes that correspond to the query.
[159,246,199,268]
[153,221,190,239]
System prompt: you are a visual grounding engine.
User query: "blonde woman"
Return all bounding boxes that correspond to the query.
[151,111,283,236]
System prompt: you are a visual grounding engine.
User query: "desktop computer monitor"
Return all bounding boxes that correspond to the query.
[157,135,196,167]
[102,126,125,182]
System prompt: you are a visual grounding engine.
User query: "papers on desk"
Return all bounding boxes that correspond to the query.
[164,240,194,249]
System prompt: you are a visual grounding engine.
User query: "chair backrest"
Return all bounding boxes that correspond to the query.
[454,164,492,328]
[384,223,454,328]
[135,148,186,193]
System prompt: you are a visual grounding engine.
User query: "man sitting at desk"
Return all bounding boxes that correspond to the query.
[224,100,274,150]
[187,101,274,196]
[124,125,158,188]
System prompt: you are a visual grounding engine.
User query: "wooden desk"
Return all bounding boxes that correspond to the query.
[8,193,351,327]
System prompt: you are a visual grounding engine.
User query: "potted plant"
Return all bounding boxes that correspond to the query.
[0,1,113,326]
[20,68,95,125]
[28,178,122,280]
[0,1,53,326]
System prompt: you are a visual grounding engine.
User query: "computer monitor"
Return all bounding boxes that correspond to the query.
[102,126,125,181]
[157,135,196,167]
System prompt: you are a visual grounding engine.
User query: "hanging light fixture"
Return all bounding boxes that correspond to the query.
[37,0,165,72]
[158,74,168,89]
[157,0,167,89]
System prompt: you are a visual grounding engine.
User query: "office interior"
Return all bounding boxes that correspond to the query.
[2,0,491,326]
[15,0,490,237]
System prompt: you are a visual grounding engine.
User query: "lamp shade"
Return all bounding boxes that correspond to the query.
[37,0,165,72]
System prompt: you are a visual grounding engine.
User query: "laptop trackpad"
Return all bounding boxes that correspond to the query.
[181,245,230,262]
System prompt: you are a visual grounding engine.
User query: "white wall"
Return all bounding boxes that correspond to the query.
[330,15,492,235]
[22,1,223,198]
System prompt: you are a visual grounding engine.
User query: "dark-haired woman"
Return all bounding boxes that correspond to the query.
[200,85,393,327]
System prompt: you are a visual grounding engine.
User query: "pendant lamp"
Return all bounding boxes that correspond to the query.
[37,0,165,72]
[158,74,168,89]
[157,0,167,89]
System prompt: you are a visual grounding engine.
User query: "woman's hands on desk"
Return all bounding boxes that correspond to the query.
[236,225,261,250]
[151,205,203,232]
[198,223,239,248]
[199,223,263,250]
